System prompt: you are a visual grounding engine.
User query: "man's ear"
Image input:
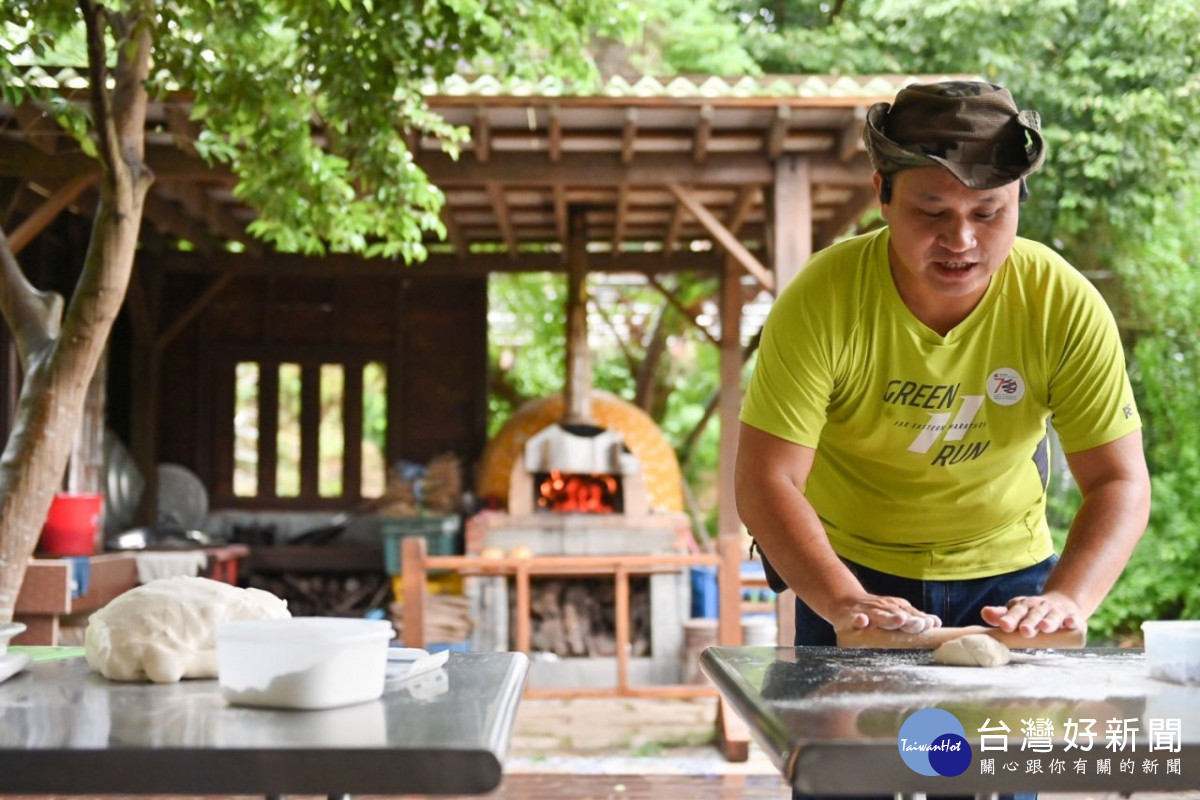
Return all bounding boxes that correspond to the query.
[874,172,892,206]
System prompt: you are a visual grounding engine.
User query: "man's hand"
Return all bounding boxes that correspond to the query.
[842,594,943,634]
[981,591,1085,637]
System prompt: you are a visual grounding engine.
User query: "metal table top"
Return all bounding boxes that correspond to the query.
[0,650,529,796]
[701,645,1200,795]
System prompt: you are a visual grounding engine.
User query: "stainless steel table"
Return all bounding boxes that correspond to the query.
[701,645,1200,796]
[0,650,529,796]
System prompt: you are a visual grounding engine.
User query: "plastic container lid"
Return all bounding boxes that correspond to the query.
[219,617,393,643]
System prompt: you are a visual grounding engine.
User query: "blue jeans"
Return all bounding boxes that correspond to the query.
[793,555,1059,646]
[791,556,1056,800]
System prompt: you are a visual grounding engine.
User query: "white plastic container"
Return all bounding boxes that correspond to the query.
[0,622,25,655]
[1141,620,1200,686]
[217,617,394,710]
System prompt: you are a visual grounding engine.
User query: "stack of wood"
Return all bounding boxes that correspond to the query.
[250,573,392,618]
[528,577,651,657]
[390,592,474,644]
[374,452,463,518]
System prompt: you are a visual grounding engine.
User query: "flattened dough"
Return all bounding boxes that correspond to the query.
[932,633,1012,667]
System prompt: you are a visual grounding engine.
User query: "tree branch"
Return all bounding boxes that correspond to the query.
[588,296,639,373]
[79,0,120,176]
[0,227,63,367]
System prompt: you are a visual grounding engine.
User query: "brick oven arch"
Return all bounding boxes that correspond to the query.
[476,390,684,513]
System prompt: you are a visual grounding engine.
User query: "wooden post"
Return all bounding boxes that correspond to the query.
[717,257,743,543]
[563,206,592,423]
[614,565,630,693]
[770,155,812,290]
[514,564,532,653]
[717,534,742,646]
[401,537,427,648]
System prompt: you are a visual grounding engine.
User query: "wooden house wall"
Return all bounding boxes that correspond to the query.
[3,217,490,514]
[149,266,489,510]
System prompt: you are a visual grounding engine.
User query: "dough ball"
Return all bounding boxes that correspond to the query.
[932,633,1011,667]
[85,576,289,683]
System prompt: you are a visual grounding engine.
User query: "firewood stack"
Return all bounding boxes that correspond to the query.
[390,592,474,644]
[529,577,651,657]
[250,573,392,618]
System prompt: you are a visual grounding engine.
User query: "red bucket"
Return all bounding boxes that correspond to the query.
[38,492,104,556]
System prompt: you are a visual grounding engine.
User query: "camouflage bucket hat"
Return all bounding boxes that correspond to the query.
[863,80,1045,190]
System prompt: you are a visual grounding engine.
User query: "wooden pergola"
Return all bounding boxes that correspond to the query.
[0,72,940,533]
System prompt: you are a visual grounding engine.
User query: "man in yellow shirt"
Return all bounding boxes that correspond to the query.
[737,81,1150,646]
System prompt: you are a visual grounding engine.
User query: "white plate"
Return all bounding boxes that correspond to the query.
[157,463,209,529]
[104,431,145,535]
[0,652,31,685]
[0,621,25,655]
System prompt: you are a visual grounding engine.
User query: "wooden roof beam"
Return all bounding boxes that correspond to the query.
[474,105,491,163]
[439,201,469,258]
[0,142,874,186]
[553,183,568,259]
[485,181,517,257]
[621,108,637,165]
[156,248,728,277]
[15,102,66,155]
[548,105,563,163]
[666,181,774,294]
[663,200,686,254]
[693,105,714,164]
[153,179,258,253]
[725,186,759,236]
[839,106,868,163]
[420,152,873,187]
[765,106,791,160]
[612,183,629,255]
[154,272,237,356]
[163,104,201,157]
[141,193,222,252]
[6,174,96,255]
[815,185,878,250]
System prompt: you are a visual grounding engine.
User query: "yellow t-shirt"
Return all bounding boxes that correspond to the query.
[740,228,1141,580]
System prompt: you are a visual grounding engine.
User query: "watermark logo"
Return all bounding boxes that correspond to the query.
[898,708,973,777]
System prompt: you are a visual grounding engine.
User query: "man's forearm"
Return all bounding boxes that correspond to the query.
[1045,476,1150,616]
[740,484,865,622]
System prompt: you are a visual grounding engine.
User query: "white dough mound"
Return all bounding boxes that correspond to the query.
[932,632,1012,667]
[85,576,290,683]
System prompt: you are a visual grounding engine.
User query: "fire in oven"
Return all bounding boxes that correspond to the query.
[508,422,648,518]
[534,470,623,514]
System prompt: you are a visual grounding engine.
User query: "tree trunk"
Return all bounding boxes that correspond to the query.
[0,2,152,622]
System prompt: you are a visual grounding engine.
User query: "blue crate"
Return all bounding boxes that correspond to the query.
[380,515,461,574]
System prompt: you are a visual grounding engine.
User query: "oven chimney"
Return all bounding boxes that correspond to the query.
[563,206,592,425]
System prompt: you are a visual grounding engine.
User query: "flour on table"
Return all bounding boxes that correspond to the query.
[85,576,289,684]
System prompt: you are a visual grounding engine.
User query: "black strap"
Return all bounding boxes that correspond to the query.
[749,537,790,593]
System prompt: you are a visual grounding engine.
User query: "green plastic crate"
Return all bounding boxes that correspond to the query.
[380,515,461,574]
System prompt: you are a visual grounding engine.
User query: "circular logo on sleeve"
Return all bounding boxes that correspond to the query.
[897,708,973,777]
[987,368,1025,406]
